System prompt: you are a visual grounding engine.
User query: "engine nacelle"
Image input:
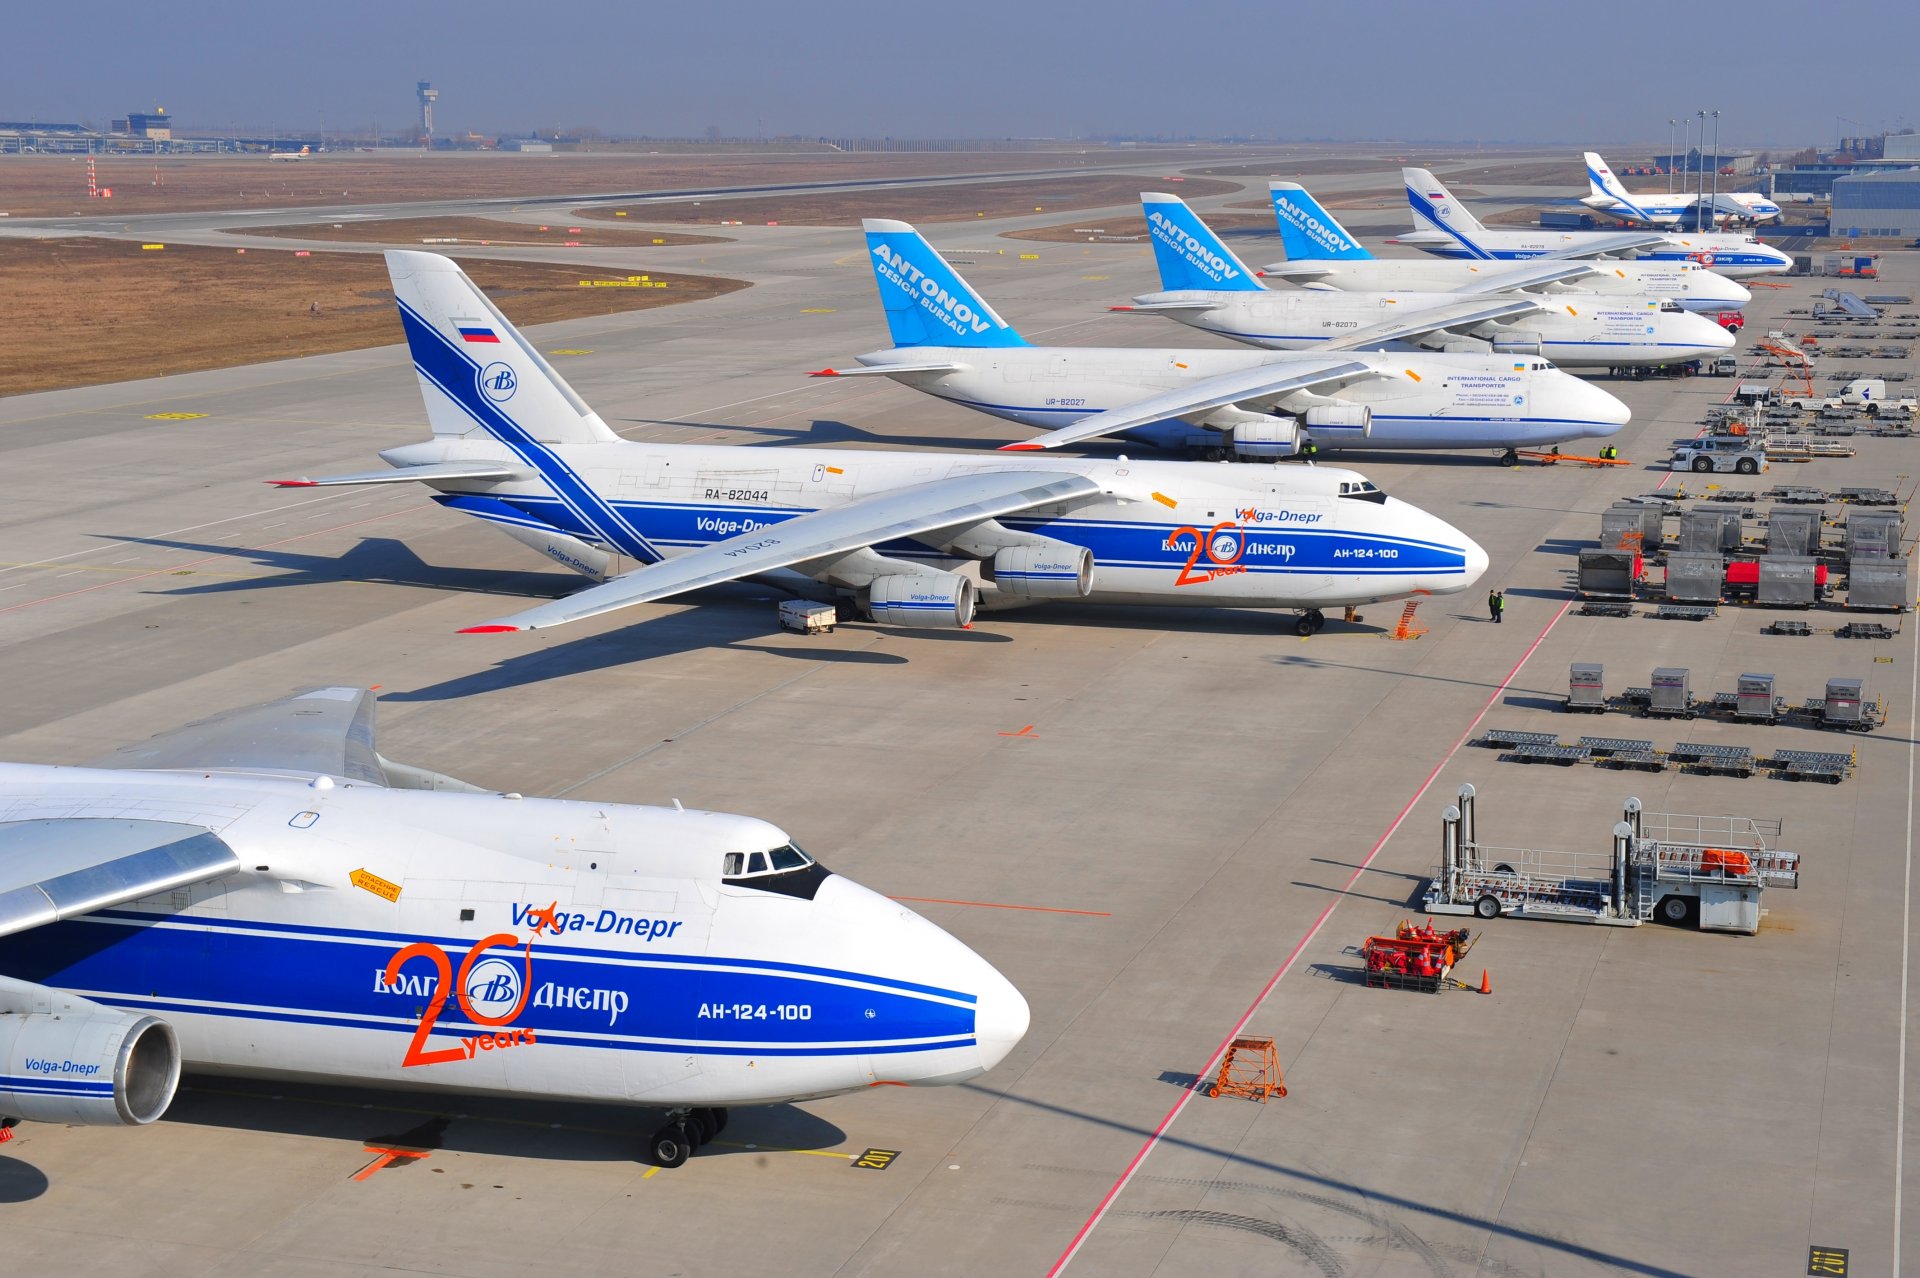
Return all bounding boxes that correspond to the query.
[0,984,180,1126]
[1491,330,1544,356]
[867,573,976,628]
[1302,404,1372,438]
[990,543,1093,598]
[1230,416,1300,460]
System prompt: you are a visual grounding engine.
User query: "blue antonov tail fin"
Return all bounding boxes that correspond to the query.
[861,219,1027,349]
[1140,193,1261,291]
[1268,183,1372,262]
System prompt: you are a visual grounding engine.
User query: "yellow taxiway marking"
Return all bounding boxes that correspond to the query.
[642,1166,660,1179]
[801,308,836,314]
[547,349,594,356]
[145,411,209,420]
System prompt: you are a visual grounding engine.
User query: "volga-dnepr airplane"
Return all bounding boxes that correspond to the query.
[273,250,1488,638]
[1581,151,1781,227]
[0,688,1029,1166]
[814,219,1629,462]
[1118,192,1735,368]
[1263,182,1752,314]
[1397,168,1792,278]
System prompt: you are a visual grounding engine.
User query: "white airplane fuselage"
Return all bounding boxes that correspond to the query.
[379,436,1488,611]
[1397,227,1791,278]
[0,762,1028,1108]
[1128,289,1736,367]
[1269,259,1750,314]
[849,346,1628,453]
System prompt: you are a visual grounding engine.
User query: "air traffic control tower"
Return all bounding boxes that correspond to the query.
[417,81,438,143]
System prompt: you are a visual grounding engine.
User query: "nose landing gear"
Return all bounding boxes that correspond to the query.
[648,1106,729,1168]
[1293,609,1326,637]
[1499,448,1520,466]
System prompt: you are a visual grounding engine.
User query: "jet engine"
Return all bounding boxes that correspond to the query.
[1302,405,1372,437]
[1491,331,1544,356]
[1229,417,1300,460]
[988,543,1093,599]
[867,573,976,628]
[0,981,180,1126]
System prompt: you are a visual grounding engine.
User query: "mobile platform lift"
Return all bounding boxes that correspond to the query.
[1420,784,1799,934]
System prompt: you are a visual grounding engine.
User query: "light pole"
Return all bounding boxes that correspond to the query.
[1696,109,1708,231]
[1710,109,1722,225]
[1668,118,1678,193]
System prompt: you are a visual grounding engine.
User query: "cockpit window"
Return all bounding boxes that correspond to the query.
[722,841,828,900]
[1338,479,1387,504]
[1659,301,1684,313]
[724,842,816,880]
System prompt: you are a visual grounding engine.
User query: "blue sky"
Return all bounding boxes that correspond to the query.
[7,0,1915,146]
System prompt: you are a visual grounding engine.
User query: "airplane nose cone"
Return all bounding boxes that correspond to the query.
[1574,376,1632,435]
[1717,278,1753,306]
[973,968,1031,1072]
[1461,534,1491,587]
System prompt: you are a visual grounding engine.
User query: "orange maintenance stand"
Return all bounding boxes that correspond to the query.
[1207,1035,1286,1102]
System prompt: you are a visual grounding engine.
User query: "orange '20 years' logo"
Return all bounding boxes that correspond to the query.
[384,903,558,1068]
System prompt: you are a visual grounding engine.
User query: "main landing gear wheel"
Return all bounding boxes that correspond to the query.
[691,1108,719,1143]
[1293,610,1325,637]
[1500,448,1519,466]
[651,1123,693,1169]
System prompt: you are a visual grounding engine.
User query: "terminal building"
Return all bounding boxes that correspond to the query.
[1831,169,1920,239]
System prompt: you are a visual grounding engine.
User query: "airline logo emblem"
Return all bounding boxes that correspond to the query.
[464,957,524,1020]
[1145,209,1240,283]
[480,361,517,402]
[1271,199,1356,257]
[870,242,995,338]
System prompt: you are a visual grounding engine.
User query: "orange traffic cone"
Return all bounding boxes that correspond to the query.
[1480,970,1492,995]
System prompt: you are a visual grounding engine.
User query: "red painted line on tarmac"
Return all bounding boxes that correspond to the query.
[889,895,1110,918]
[1047,598,1576,1276]
[0,505,425,618]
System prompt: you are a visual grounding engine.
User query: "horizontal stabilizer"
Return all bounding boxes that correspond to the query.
[270,461,523,488]
[808,362,964,378]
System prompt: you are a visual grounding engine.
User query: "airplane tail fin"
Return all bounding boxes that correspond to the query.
[1268,182,1371,261]
[1140,193,1261,291]
[861,219,1028,349]
[385,249,621,445]
[1584,151,1652,220]
[1403,168,1497,259]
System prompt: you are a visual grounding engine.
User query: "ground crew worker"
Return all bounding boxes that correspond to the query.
[1488,589,1505,624]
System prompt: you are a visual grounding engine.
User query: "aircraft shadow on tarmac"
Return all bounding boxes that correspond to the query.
[960,1084,1694,1278]
[617,417,1002,451]
[154,1076,845,1166]
[115,535,573,602]
[0,1156,50,1204]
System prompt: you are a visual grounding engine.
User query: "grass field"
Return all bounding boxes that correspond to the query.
[0,239,747,395]
[0,149,1226,219]
[238,216,727,248]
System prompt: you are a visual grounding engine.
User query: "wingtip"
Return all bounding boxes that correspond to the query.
[807,367,840,377]
[1107,306,1135,312]
[459,624,522,635]
[998,442,1044,452]
[269,479,317,487]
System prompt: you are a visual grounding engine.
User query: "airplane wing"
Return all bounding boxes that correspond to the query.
[808,362,965,378]
[1002,358,1380,452]
[1109,301,1217,313]
[270,460,526,488]
[461,469,1107,632]
[1258,263,1335,281]
[88,687,389,784]
[1319,297,1542,352]
[1539,233,1673,260]
[0,818,241,940]
[1451,261,1599,293]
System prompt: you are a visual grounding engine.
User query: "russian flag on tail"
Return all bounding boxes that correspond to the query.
[454,319,500,344]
